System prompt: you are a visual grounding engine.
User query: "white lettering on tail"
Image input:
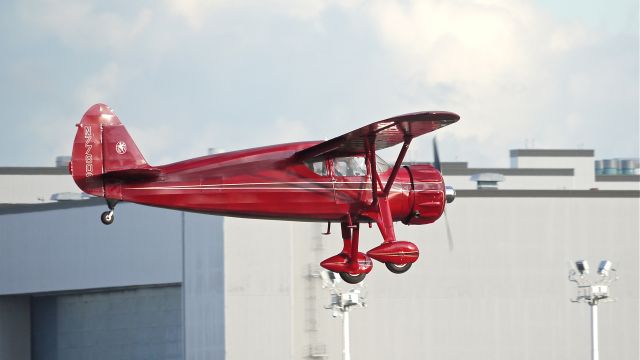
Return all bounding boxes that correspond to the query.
[84,126,93,177]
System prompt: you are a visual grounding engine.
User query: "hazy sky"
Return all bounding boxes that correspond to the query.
[0,0,637,167]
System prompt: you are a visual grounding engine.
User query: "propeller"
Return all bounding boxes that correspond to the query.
[433,137,441,172]
[433,137,454,251]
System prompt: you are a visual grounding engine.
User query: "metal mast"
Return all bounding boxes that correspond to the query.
[319,270,366,360]
[569,260,618,360]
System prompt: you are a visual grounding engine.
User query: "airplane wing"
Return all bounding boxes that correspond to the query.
[294,111,459,160]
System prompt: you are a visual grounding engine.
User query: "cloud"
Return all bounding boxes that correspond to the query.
[1,0,636,167]
[164,0,364,30]
[164,0,229,30]
[18,0,152,51]
[364,0,638,163]
[76,63,120,106]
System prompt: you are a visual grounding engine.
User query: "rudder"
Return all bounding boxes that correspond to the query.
[70,103,151,197]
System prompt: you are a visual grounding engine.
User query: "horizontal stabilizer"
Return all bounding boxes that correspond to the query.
[101,168,162,182]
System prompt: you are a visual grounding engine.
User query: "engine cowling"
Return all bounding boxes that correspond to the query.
[403,164,446,225]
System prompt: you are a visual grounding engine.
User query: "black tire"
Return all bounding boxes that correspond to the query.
[339,272,366,284]
[101,211,114,225]
[385,262,412,274]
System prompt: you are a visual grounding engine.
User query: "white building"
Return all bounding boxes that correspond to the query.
[0,149,638,360]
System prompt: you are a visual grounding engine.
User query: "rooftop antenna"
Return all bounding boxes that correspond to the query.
[569,260,618,360]
[320,270,366,360]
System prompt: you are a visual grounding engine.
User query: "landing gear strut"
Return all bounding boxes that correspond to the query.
[321,220,372,284]
[100,199,118,225]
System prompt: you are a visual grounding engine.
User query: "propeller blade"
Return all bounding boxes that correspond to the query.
[434,137,453,250]
[433,137,441,172]
[444,208,454,251]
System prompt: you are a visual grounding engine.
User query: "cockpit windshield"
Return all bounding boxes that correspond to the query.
[375,155,390,173]
[332,155,390,176]
[334,156,366,176]
[304,155,390,177]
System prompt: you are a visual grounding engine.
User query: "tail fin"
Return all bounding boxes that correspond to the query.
[70,103,153,197]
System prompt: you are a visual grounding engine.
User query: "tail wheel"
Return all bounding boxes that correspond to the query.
[385,262,412,274]
[101,211,114,225]
[339,272,366,284]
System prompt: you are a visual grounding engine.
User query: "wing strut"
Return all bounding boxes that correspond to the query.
[367,137,379,207]
[382,137,412,196]
[366,135,413,208]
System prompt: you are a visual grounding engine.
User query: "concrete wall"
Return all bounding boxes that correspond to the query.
[444,174,577,190]
[223,194,639,360]
[350,195,638,360]
[594,180,640,190]
[513,156,595,189]
[0,174,77,203]
[183,213,225,359]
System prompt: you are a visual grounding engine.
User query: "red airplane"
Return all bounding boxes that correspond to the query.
[70,104,459,283]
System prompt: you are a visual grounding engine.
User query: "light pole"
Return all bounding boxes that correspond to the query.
[320,270,366,360]
[568,260,618,360]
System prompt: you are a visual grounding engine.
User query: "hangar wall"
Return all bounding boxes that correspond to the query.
[0,191,637,360]
[223,192,639,360]
[0,296,30,359]
[0,200,182,295]
[31,286,182,360]
[0,201,224,360]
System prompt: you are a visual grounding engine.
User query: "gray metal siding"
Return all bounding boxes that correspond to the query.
[183,213,225,359]
[0,203,182,295]
[0,296,30,360]
[31,286,182,360]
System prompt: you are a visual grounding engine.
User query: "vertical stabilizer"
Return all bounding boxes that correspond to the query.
[70,103,151,197]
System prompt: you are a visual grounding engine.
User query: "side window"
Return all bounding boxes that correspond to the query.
[304,159,328,176]
[334,156,367,176]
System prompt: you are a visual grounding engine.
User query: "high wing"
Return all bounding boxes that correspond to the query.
[294,111,459,160]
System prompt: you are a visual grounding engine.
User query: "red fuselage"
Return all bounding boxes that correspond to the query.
[105,141,445,224]
[71,103,459,283]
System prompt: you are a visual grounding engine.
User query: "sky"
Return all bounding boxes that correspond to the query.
[0,0,637,167]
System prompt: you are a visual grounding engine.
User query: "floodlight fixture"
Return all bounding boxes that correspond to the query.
[576,260,590,275]
[597,260,613,276]
[568,259,618,360]
[320,270,340,288]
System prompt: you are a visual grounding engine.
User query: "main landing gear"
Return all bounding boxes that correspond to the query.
[100,199,118,225]
[320,222,373,284]
[320,212,420,283]
[385,262,412,274]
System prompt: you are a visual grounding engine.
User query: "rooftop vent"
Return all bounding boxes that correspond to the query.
[470,173,505,190]
[50,192,92,201]
[55,155,71,168]
[595,158,639,175]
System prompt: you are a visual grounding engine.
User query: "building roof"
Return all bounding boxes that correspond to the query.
[407,162,575,176]
[509,149,595,157]
[0,198,104,215]
[0,167,68,175]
